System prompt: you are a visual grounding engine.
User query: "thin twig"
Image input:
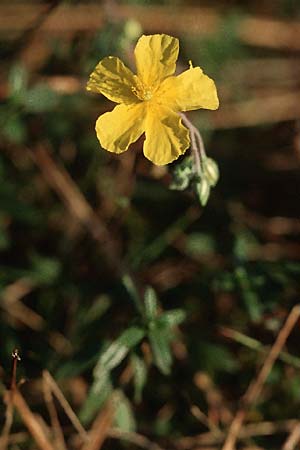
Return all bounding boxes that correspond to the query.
[1,278,33,305]
[282,423,300,450]
[12,390,55,450]
[1,353,55,450]
[0,350,21,450]
[220,326,300,369]
[0,1,61,60]
[1,279,71,355]
[212,91,300,129]
[194,371,233,428]
[222,305,300,450]
[2,5,300,50]
[31,143,121,273]
[177,419,298,448]
[190,405,222,435]
[81,401,114,450]
[43,371,88,443]
[42,373,67,450]
[108,428,165,450]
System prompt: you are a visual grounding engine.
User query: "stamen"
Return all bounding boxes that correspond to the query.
[131,78,153,101]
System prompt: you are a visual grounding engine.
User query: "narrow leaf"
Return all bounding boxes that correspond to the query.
[148,326,172,375]
[113,390,136,432]
[144,286,158,321]
[131,353,147,403]
[95,326,145,375]
[79,368,112,424]
[158,309,186,328]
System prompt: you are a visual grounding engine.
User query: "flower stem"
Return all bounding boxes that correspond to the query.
[180,113,207,177]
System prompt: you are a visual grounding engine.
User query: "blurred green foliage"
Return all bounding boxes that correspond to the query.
[1,2,300,448]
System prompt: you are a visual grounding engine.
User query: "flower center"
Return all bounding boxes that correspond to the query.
[132,78,153,101]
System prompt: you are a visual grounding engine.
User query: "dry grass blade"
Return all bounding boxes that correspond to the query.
[0,279,43,331]
[1,280,71,355]
[282,423,300,450]
[1,278,33,304]
[0,350,21,450]
[220,327,300,369]
[0,391,14,450]
[177,420,298,448]
[2,4,300,50]
[108,428,166,450]
[212,91,300,129]
[81,401,114,450]
[13,390,55,450]
[43,371,88,444]
[43,372,67,450]
[222,305,300,450]
[3,432,28,446]
[31,143,121,272]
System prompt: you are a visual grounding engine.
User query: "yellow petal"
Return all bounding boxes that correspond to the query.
[96,103,146,154]
[143,106,190,165]
[134,34,179,87]
[157,66,219,112]
[87,56,138,104]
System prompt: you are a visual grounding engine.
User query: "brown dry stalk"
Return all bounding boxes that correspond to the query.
[43,371,88,443]
[1,278,33,304]
[177,420,298,448]
[0,350,21,450]
[42,373,67,450]
[222,305,300,450]
[13,389,55,450]
[1,4,300,50]
[1,280,71,355]
[282,423,300,450]
[108,428,165,450]
[0,278,44,330]
[212,91,300,129]
[220,327,300,369]
[31,144,121,272]
[81,401,114,450]
[0,392,14,450]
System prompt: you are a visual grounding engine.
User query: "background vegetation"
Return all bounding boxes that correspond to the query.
[1,1,300,449]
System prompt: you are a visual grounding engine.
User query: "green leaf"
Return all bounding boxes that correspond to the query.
[81,295,111,326]
[114,390,136,432]
[170,156,194,191]
[144,286,158,321]
[148,325,172,375]
[197,342,238,375]
[123,19,143,43]
[79,369,112,424]
[2,115,27,144]
[233,230,259,261]
[30,255,61,285]
[131,353,147,403]
[122,273,145,316]
[185,232,216,257]
[24,84,59,113]
[8,64,28,98]
[94,326,145,375]
[235,266,263,322]
[158,309,186,328]
[0,226,10,250]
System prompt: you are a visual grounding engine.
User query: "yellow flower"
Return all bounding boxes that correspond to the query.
[87,34,219,166]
